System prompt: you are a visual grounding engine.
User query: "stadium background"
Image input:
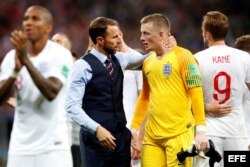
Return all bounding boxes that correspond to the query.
[0,0,249,166]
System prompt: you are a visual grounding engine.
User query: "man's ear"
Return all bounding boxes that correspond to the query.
[205,31,212,41]
[46,25,53,34]
[159,31,164,37]
[96,36,104,45]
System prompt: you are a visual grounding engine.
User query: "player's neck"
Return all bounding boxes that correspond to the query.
[28,38,48,57]
[155,47,173,59]
[209,40,225,47]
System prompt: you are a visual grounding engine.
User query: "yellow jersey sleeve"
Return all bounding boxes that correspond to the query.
[176,48,205,125]
[131,62,150,130]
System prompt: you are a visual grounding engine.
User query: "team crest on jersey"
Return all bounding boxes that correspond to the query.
[37,62,48,74]
[163,63,172,76]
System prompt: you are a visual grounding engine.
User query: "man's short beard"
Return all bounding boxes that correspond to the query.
[104,47,116,55]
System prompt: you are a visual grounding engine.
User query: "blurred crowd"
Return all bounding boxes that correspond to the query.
[0,0,249,166]
[0,0,250,62]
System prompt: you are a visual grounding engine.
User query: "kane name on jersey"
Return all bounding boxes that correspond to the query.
[212,55,231,63]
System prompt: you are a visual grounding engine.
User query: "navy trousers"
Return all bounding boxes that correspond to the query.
[80,126,131,167]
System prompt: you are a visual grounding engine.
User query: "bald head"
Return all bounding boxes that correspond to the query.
[26,5,53,26]
[23,5,54,42]
[52,33,72,50]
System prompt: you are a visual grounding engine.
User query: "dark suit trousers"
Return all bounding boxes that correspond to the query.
[80,126,131,167]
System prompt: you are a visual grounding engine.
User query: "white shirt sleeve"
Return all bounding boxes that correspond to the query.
[0,50,15,81]
[245,53,250,83]
[115,48,149,70]
[135,70,143,90]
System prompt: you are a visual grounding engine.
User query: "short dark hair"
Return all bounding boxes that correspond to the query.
[202,11,229,41]
[234,35,250,53]
[89,17,119,44]
[27,5,53,26]
[71,52,78,58]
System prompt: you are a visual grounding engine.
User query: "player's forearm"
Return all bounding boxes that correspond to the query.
[131,94,149,130]
[138,113,149,141]
[190,87,206,125]
[22,58,62,101]
[0,78,16,104]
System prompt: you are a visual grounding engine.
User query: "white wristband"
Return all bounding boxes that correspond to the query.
[10,70,19,78]
[196,125,206,133]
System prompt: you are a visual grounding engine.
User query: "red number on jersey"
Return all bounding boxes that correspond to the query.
[213,71,231,104]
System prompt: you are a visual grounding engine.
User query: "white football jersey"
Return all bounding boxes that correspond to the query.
[195,45,250,138]
[0,40,73,155]
[243,87,250,138]
[123,70,142,128]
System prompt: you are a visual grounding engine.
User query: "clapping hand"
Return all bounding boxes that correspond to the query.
[10,30,28,64]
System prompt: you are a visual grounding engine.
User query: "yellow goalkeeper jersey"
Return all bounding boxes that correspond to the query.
[131,46,205,139]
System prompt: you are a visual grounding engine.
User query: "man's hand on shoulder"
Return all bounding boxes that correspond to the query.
[163,35,177,49]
